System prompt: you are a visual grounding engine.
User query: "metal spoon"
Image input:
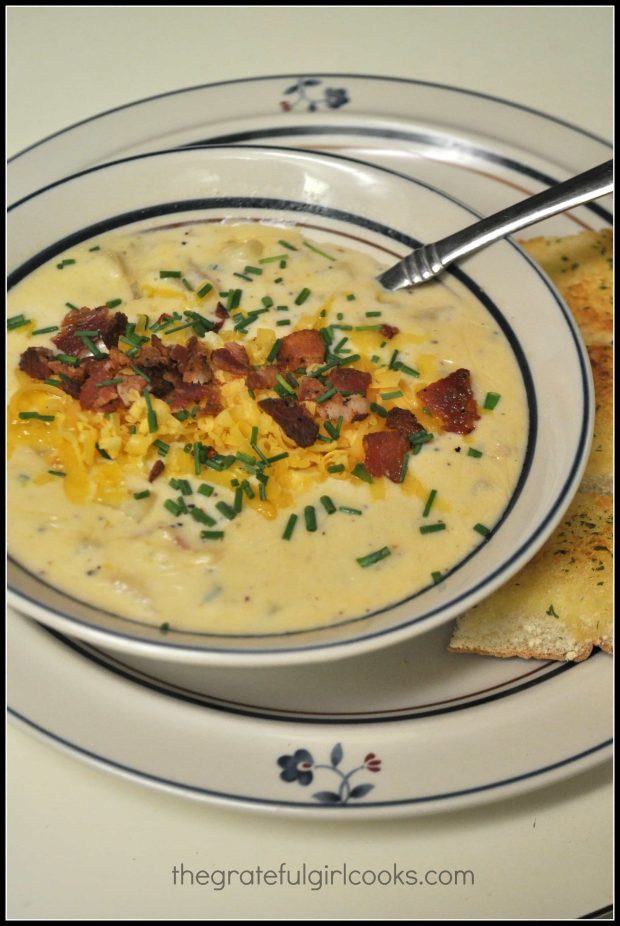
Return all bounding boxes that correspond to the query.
[377,160,613,292]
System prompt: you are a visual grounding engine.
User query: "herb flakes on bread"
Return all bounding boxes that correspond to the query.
[449,229,613,662]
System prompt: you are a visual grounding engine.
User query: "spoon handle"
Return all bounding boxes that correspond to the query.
[378,160,613,291]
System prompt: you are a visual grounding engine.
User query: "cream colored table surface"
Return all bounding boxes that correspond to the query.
[7,6,613,920]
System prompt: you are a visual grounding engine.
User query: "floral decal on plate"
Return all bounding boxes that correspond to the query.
[280,78,350,113]
[277,743,381,804]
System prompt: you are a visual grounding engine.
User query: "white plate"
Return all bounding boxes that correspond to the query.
[7,75,612,816]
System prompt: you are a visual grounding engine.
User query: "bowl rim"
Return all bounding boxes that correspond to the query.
[6,143,594,665]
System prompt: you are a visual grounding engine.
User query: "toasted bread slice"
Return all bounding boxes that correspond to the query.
[520,230,612,346]
[450,230,613,661]
[449,492,613,661]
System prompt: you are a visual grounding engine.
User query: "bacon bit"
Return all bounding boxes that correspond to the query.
[380,324,400,340]
[148,459,165,482]
[170,336,213,384]
[363,430,410,483]
[278,329,326,369]
[79,375,122,413]
[418,368,479,434]
[52,306,124,356]
[166,381,222,415]
[214,302,229,332]
[19,347,54,380]
[386,406,424,437]
[326,367,372,395]
[211,341,251,375]
[298,376,326,402]
[259,397,319,447]
[245,365,279,390]
[135,333,170,368]
[316,394,369,423]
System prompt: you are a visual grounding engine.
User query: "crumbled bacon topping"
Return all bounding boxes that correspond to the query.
[385,407,424,438]
[417,368,479,434]
[277,329,326,369]
[258,397,319,447]
[363,430,410,483]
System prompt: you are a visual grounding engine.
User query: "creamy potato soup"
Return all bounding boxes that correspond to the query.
[7,221,528,635]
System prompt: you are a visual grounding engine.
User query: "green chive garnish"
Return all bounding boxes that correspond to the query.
[393,362,419,378]
[245,266,263,276]
[303,240,336,260]
[7,315,30,330]
[88,246,101,252]
[95,378,123,387]
[133,490,151,500]
[31,325,59,336]
[159,270,182,279]
[56,353,80,367]
[266,339,282,363]
[280,512,298,540]
[304,505,317,532]
[422,489,437,518]
[96,443,112,460]
[201,530,225,540]
[420,522,446,534]
[294,288,311,305]
[370,402,388,418]
[259,254,287,264]
[352,463,373,483]
[106,298,123,308]
[327,463,345,473]
[48,470,66,477]
[381,390,404,401]
[365,310,381,316]
[474,523,491,536]
[339,506,363,516]
[357,547,391,568]
[164,499,182,517]
[198,483,215,497]
[216,501,237,521]
[316,386,337,404]
[197,283,213,299]
[320,495,337,515]
[65,302,79,310]
[483,392,501,410]
[431,571,443,584]
[278,239,298,251]
[144,389,158,433]
[226,289,242,311]
[18,411,55,422]
[467,447,483,458]
[276,318,291,326]
[191,507,217,527]
[169,478,192,495]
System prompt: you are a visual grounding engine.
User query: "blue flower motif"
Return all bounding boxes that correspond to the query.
[277,749,314,786]
[324,87,350,109]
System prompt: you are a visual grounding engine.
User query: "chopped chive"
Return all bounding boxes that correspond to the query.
[320,495,337,515]
[388,349,400,370]
[159,270,182,279]
[483,392,501,410]
[327,463,345,473]
[233,486,244,513]
[173,409,190,422]
[278,239,298,251]
[332,323,352,331]
[88,246,101,252]
[143,389,158,433]
[276,318,291,326]
[274,373,295,395]
[95,443,112,460]
[266,339,282,362]
[95,378,123,387]
[7,314,29,330]
[303,240,336,260]
[241,479,255,499]
[235,451,257,466]
[474,523,491,536]
[355,324,383,332]
[243,266,263,276]
[197,283,213,299]
[278,260,287,270]
[153,439,170,456]
[282,513,298,540]
[216,500,237,521]
[304,505,317,532]
[201,530,225,540]
[18,411,55,422]
[31,325,59,336]
[394,362,420,377]
[181,278,194,292]
[422,489,437,518]
[316,386,337,404]
[106,298,123,308]
[266,451,289,464]
[133,490,151,500]
[43,378,63,388]
[352,463,373,483]
[399,452,410,483]
[420,522,446,534]
[191,507,217,527]
[234,272,253,282]
[347,294,356,301]
[339,506,363,516]
[77,333,107,359]
[226,289,242,311]
[163,321,194,335]
[56,353,81,367]
[48,470,66,477]
[56,258,76,268]
[467,447,483,458]
[365,310,381,316]
[198,483,215,497]
[169,478,192,495]
[164,499,183,517]
[65,302,79,310]
[250,425,259,445]
[369,402,388,418]
[431,571,443,584]
[294,287,311,305]
[370,355,381,364]
[381,390,404,400]
[357,546,391,568]
[258,254,287,264]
